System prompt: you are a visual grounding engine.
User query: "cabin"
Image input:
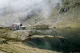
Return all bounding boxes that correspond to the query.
[20,26,26,30]
[10,23,26,31]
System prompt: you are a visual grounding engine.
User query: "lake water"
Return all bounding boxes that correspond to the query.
[24,28,80,52]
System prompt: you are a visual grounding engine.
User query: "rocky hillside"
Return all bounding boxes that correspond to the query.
[21,0,80,28]
[0,41,55,53]
[54,0,80,28]
[0,0,80,53]
[0,27,63,53]
[0,0,80,28]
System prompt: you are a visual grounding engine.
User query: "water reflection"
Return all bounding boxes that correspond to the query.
[24,28,80,52]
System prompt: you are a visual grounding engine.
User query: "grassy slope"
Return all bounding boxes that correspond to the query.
[0,41,55,53]
[0,28,57,53]
[54,0,80,28]
[23,0,80,29]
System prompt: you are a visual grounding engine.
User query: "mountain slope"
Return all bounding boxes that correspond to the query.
[20,0,80,28]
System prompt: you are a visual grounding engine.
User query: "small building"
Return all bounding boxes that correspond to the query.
[20,26,26,30]
[10,23,26,30]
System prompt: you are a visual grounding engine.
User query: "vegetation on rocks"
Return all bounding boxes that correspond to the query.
[0,27,32,41]
[0,42,54,53]
[54,0,80,28]
[0,0,80,53]
[30,24,49,30]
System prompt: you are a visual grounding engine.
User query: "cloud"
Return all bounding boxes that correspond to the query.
[0,0,62,26]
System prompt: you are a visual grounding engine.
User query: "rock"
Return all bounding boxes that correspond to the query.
[30,24,49,30]
[0,38,7,44]
[0,50,6,53]
[0,42,54,53]
[8,30,32,41]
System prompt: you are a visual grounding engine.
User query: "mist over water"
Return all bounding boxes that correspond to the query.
[0,0,62,26]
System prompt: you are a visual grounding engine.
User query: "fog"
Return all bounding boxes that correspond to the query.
[0,0,62,26]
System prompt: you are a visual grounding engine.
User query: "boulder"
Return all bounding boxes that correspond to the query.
[0,38,7,44]
[8,30,32,41]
